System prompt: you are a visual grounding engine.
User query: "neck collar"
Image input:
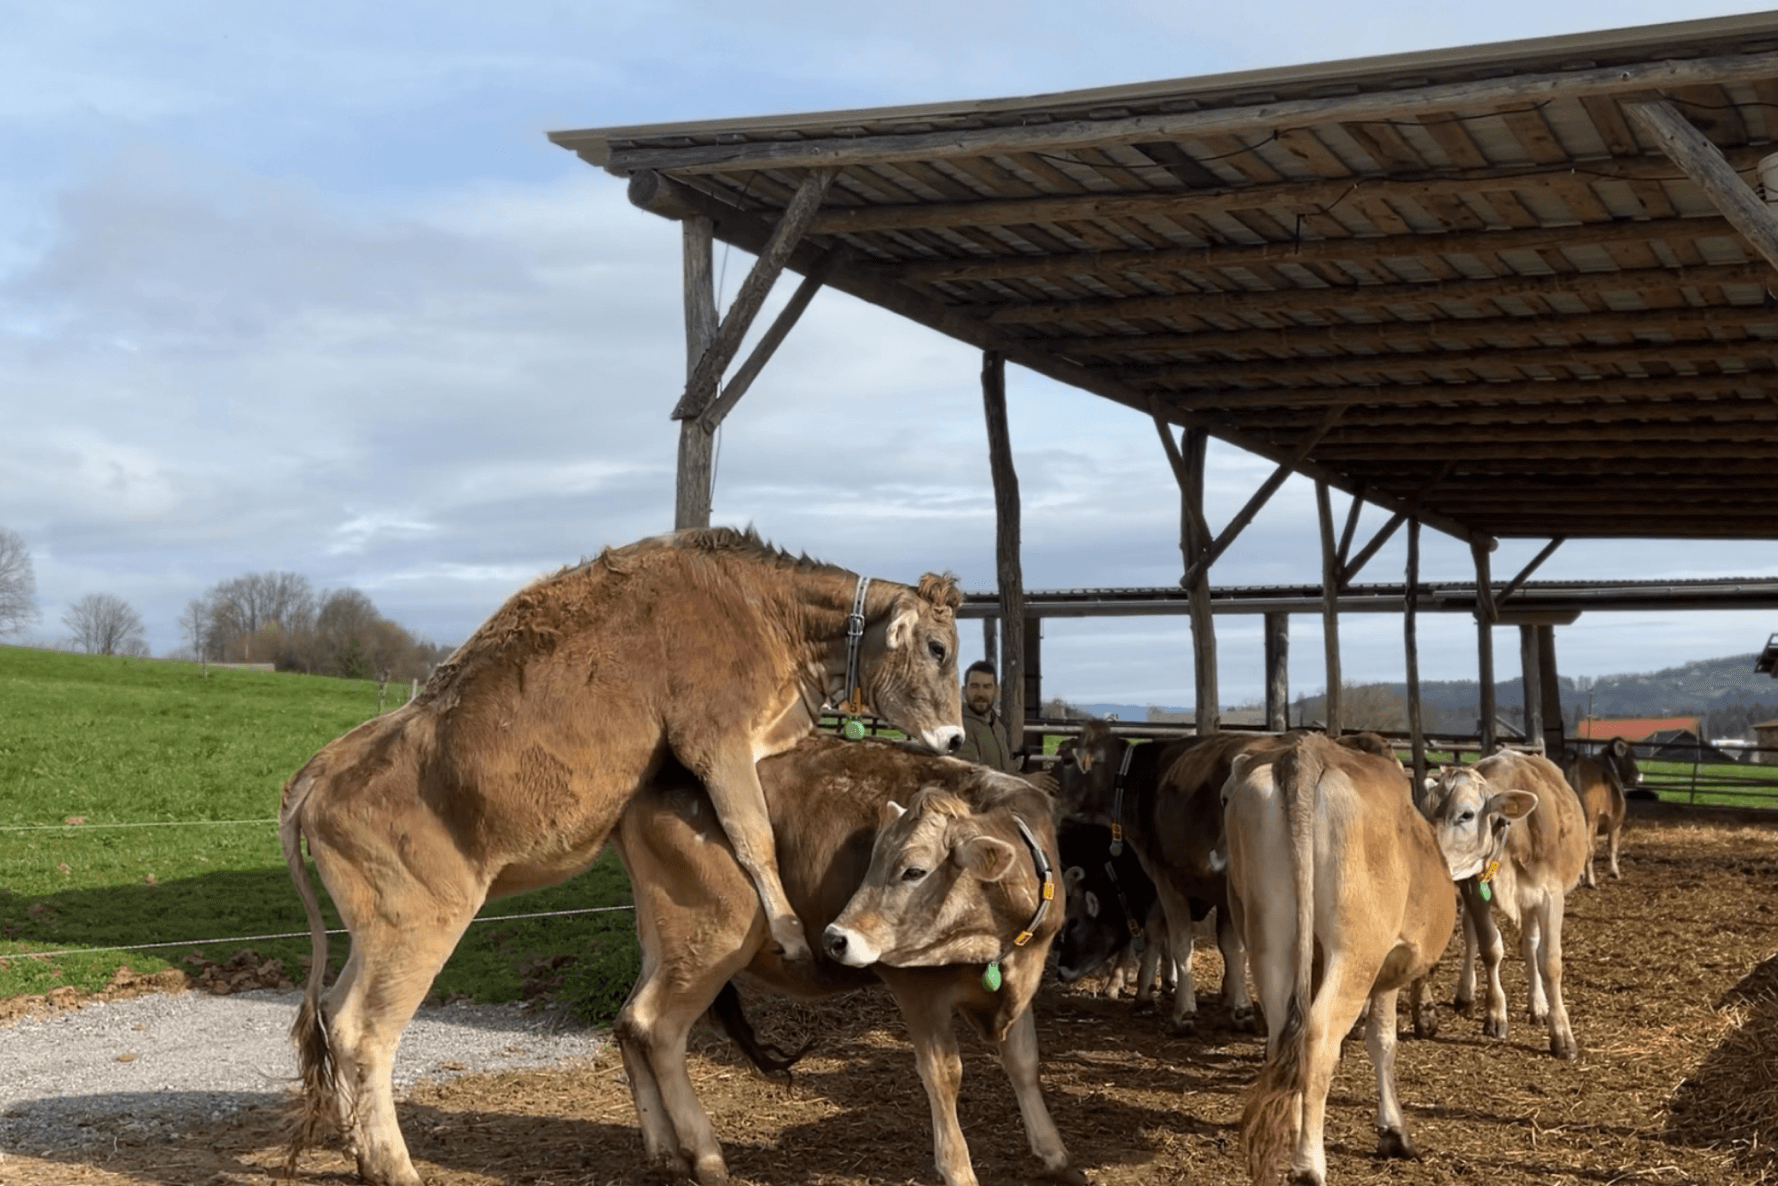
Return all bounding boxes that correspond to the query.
[1108,743,1136,856]
[981,815,1055,993]
[837,575,873,717]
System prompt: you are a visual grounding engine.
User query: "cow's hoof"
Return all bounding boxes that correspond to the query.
[1412,1007,1439,1039]
[1375,1126,1421,1161]
[1528,1007,1549,1027]
[1131,998,1156,1015]
[1483,1017,1509,1040]
[1230,1005,1259,1033]
[1550,1033,1579,1061]
[1168,1016,1198,1038]
[1037,1165,1088,1185]
[1452,995,1474,1018]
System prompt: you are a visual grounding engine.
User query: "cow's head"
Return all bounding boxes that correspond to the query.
[1604,736,1642,789]
[1054,865,1126,984]
[823,787,1034,968]
[1417,765,1540,881]
[863,573,963,756]
[1053,720,1127,823]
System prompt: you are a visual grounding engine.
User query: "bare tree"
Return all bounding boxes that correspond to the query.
[0,527,38,639]
[204,571,315,661]
[179,597,211,677]
[64,593,148,656]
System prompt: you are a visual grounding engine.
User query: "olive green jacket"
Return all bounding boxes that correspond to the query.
[958,704,1019,774]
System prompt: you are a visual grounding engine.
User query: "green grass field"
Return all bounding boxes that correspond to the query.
[0,646,634,1008]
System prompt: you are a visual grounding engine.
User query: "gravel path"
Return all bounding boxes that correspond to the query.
[0,989,608,1158]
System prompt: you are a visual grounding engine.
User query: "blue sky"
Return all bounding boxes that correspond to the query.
[3,0,1774,707]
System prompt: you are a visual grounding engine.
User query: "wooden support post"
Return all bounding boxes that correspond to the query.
[1520,624,1545,752]
[1264,612,1290,733]
[982,617,998,672]
[1316,480,1342,737]
[1182,427,1218,734]
[982,351,1026,749]
[1625,99,1778,277]
[1474,537,1497,753]
[1538,624,1565,758]
[1405,518,1427,785]
[1024,616,1043,747]
[675,217,719,530]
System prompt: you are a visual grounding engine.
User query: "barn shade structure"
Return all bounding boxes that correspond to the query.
[551,11,1778,777]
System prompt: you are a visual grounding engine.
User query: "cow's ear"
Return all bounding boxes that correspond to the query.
[1084,890,1101,919]
[1488,789,1539,820]
[879,800,907,828]
[885,603,918,650]
[955,834,1017,882]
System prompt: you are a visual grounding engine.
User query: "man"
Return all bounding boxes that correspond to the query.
[957,660,1020,774]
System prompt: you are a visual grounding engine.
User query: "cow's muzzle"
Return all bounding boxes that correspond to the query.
[821,923,879,967]
[919,725,965,756]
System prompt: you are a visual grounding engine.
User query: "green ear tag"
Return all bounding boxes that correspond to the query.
[843,717,866,741]
[982,961,1002,993]
[1478,880,1493,903]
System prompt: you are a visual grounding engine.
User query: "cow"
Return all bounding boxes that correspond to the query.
[280,528,964,1186]
[1420,749,1589,1060]
[1054,819,1174,1002]
[1563,737,1639,886]
[613,737,1078,1186]
[1225,732,1503,1186]
[1053,723,1256,1033]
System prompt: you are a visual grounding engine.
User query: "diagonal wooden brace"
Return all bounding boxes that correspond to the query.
[1625,98,1778,276]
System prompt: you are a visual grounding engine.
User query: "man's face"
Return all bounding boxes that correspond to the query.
[964,670,998,715]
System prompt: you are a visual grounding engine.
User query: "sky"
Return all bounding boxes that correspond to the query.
[4,0,1776,708]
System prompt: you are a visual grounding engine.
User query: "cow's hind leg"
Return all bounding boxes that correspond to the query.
[324,909,477,1186]
[1532,895,1578,1060]
[1292,953,1374,1186]
[1366,989,1420,1160]
[1215,905,1257,1031]
[614,965,734,1183]
[1606,820,1623,881]
[992,1008,1083,1184]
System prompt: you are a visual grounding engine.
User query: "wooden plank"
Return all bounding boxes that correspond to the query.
[1314,438,1778,460]
[675,216,719,530]
[1625,99,1778,278]
[1313,419,1778,447]
[1139,370,1776,413]
[1258,395,1778,430]
[673,169,836,421]
[982,351,1027,744]
[1317,480,1343,736]
[1415,113,1492,170]
[1340,121,1430,172]
[595,50,1778,174]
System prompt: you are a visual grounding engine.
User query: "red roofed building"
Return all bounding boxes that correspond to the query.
[1574,717,1702,744]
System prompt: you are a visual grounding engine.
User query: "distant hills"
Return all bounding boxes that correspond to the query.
[1071,651,1778,735]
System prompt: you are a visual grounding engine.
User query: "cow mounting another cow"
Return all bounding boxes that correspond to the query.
[281,528,964,1186]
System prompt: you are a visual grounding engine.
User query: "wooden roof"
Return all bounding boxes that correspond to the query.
[551,12,1778,544]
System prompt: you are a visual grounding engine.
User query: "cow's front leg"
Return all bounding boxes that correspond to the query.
[1452,883,1480,1015]
[1154,887,1199,1033]
[690,745,810,961]
[1520,909,1549,1026]
[900,997,979,1186]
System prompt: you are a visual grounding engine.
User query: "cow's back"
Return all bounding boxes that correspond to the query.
[1565,755,1627,838]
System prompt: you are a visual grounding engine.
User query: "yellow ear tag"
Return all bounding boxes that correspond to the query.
[982,961,1002,992]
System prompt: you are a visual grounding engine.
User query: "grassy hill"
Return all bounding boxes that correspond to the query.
[0,646,633,1008]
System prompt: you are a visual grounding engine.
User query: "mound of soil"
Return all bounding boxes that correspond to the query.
[8,820,1778,1185]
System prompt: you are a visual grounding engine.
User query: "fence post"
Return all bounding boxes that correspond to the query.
[1691,741,1701,805]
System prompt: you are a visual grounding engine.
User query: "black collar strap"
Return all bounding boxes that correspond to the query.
[982,815,1056,993]
[1102,857,1145,945]
[1108,743,1136,856]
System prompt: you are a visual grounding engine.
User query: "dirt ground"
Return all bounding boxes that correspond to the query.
[7,819,1778,1186]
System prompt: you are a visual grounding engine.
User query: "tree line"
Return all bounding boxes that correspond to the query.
[182,571,451,682]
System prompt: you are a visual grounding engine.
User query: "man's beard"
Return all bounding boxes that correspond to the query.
[966,693,995,714]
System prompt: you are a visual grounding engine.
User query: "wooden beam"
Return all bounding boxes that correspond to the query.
[1339,512,1407,587]
[1625,99,1778,278]
[1474,537,1497,754]
[1520,623,1545,751]
[895,213,1738,286]
[1177,404,1346,590]
[987,260,1772,326]
[1257,395,1778,431]
[600,49,1778,174]
[1316,480,1342,737]
[1497,538,1566,605]
[1538,624,1566,755]
[675,216,720,530]
[673,169,835,421]
[1315,439,1778,461]
[1335,486,1365,573]
[630,167,1483,543]
[1265,612,1290,732]
[698,265,828,430]
[803,151,1770,236]
[1405,517,1427,786]
[982,351,1026,745]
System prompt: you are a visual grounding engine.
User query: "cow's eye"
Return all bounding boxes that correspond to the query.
[1457,809,1475,824]
[928,639,947,663]
[901,866,927,883]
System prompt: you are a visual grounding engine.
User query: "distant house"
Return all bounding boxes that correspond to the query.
[1574,717,1703,761]
[1753,718,1778,766]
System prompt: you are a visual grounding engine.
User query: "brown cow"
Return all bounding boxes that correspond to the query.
[1053,723,1254,1032]
[281,528,963,1186]
[611,736,1075,1186]
[1563,737,1639,886]
[1226,733,1500,1186]
[1420,750,1589,1059]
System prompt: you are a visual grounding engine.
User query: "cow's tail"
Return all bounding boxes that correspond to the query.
[707,981,816,1085]
[1241,736,1323,1184]
[281,770,342,1168]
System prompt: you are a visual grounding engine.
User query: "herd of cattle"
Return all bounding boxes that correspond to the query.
[275,530,1649,1186]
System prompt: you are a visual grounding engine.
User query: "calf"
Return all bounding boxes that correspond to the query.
[1054,820,1174,1002]
[1420,750,1589,1059]
[1054,724,1255,1032]
[1563,737,1639,886]
[1226,733,1495,1186]
[615,737,1078,1186]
